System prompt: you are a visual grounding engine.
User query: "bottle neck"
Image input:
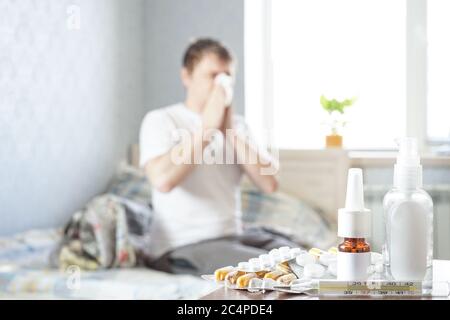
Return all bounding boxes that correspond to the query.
[394,164,422,190]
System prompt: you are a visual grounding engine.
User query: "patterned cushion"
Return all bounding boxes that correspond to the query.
[106,164,152,205]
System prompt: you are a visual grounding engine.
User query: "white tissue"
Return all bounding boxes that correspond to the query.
[214,73,234,106]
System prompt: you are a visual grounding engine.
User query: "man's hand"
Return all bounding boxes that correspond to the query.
[225,109,278,194]
[202,84,227,131]
[220,105,234,135]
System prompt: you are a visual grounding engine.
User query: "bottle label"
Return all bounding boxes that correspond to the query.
[337,252,371,281]
[389,201,428,280]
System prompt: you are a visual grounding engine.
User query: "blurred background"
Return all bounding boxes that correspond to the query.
[0,0,449,299]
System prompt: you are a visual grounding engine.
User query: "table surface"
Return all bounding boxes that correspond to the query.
[200,260,450,300]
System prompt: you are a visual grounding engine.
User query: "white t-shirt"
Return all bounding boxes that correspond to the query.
[139,103,251,258]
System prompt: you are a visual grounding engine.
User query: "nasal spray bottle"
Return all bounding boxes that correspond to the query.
[383,137,433,281]
[337,168,371,281]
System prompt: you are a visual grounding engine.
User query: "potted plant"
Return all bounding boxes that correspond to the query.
[320,95,356,148]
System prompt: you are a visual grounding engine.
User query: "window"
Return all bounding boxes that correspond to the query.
[245,0,450,150]
[427,0,450,143]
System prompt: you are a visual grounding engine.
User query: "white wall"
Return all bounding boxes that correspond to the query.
[144,0,245,114]
[0,0,146,235]
[0,0,246,235]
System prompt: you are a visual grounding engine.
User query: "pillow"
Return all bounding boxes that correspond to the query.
[58,194,154,270]
[112,195,153,264]
[241,186,337,249]
[106,163,152,206]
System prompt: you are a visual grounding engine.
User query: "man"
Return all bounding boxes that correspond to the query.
[140,38,298,276]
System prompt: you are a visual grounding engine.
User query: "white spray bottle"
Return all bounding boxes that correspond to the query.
[337,168,371,281]
[383,137,433,281]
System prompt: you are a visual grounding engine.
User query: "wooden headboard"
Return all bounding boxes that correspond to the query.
[129,145,348,226]
[275,149,348,226]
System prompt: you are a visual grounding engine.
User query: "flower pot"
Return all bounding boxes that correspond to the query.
[326,134,343,148]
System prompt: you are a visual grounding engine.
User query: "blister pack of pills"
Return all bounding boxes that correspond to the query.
[202,246,303,290]
[202,246,385,294]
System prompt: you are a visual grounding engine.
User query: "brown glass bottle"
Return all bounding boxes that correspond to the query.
[338,238,371,253]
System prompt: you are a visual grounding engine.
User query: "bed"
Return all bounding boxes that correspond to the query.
[0,228,218,299]
[0,147,345,299]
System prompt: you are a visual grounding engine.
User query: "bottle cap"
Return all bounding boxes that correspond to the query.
[338,168,371,238]
[394,137,422,189]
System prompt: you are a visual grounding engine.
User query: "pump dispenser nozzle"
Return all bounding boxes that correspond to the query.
[345,168,365,212]
[396,137,420,166]
[394,137,422,189]
[338,168,371,238]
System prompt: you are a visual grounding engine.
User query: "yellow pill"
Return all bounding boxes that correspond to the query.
[225,270,246,285]
[275,261,292,274]
[256,270,269,278]
[214,266,234,281]
[264,270,286,280]
[277,273,297,285]
[328,247,338,254]
[308,248,326,257]
[236,273,257,288]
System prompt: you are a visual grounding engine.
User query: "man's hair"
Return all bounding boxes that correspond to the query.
[182,38,233,72]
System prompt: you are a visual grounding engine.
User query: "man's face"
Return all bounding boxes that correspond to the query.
[182,53,233,111]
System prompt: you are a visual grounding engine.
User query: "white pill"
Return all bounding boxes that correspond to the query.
[371,252,383,265]
[279,246,291,254]
[304,263,325,279]
[328,261,337,277]
[269,248,279,256]
[270,253,283,265]
[259,254,270,262]
[279,247,291,260]
[258,254,272,268]
[282,253,292,261]
[319,252,336,266]
[248,258,261,270]
[238,262,249,270]
[296,253,316,267]
[269,249,283,265]
[289,248,303,258]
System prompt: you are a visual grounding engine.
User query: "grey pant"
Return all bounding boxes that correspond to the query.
[148,227,303,276]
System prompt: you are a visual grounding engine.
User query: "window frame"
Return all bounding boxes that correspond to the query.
[245,0,446,152]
